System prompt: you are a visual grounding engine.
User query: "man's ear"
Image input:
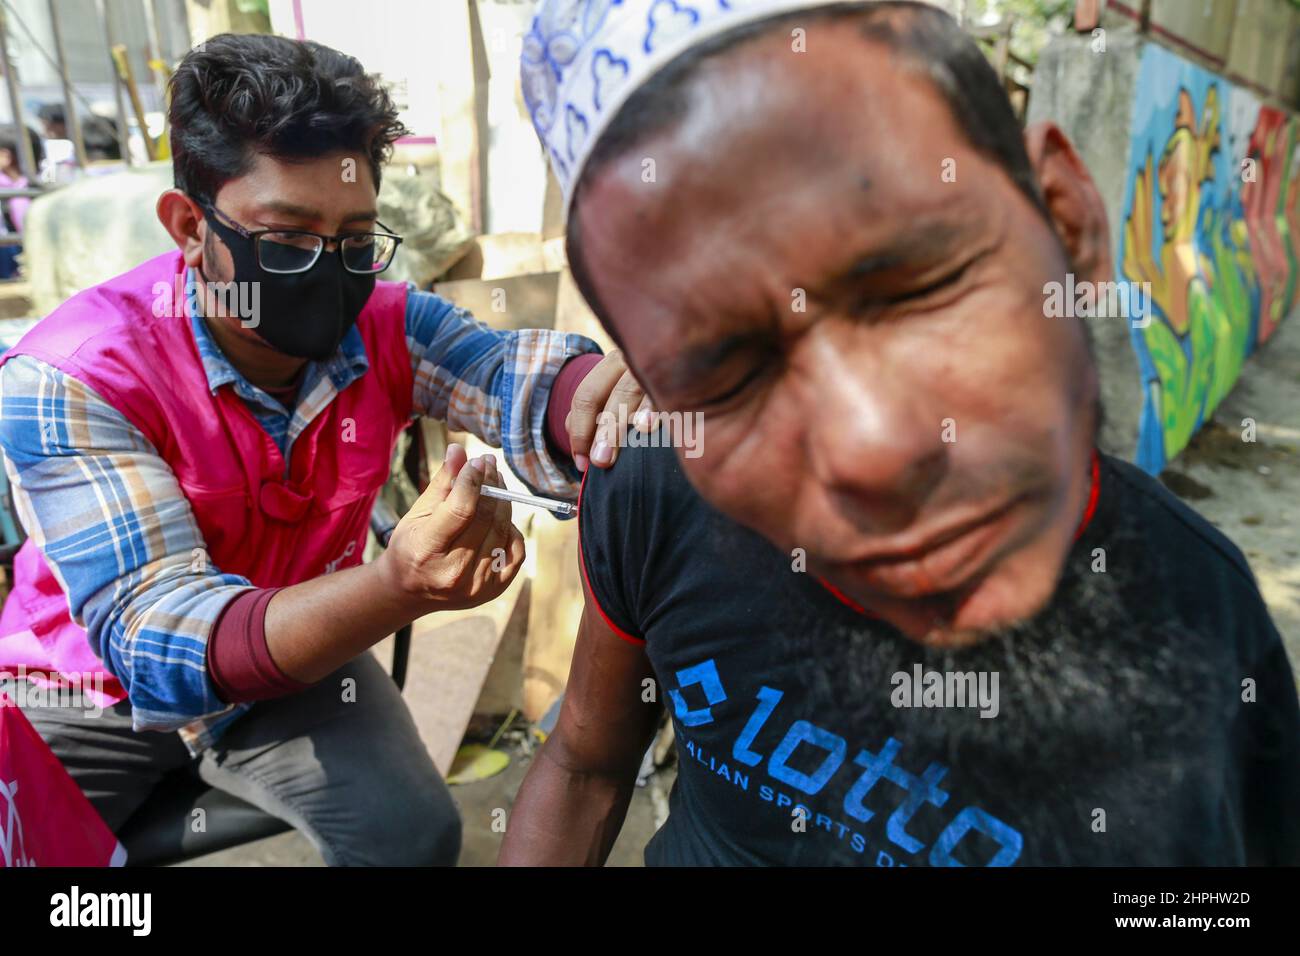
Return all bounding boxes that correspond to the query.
[156,188,206,269]
[1023,122,1112,284]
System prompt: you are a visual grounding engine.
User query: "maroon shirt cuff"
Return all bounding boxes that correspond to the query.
[546,352,604,459]
[207,587,310,703]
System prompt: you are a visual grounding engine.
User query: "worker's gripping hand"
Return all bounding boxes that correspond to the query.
[379,442,526,611]
[567,348,656,472]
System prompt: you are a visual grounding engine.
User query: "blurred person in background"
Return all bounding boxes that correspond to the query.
[38,102,123,165]
[0,125,43,278]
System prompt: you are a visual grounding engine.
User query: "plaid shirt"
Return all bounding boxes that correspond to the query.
[0,282,598,751]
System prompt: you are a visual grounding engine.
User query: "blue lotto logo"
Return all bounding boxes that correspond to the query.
[670,657,1024,867]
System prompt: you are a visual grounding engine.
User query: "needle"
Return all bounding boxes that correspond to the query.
[480,484,575,516]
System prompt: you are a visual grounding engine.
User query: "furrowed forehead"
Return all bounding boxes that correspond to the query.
[571,26,992,270]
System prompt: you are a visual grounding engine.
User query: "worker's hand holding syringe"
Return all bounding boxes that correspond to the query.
[378,442,528,612]
[265,443,537,684]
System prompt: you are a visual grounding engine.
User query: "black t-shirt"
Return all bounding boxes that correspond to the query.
[578,442,1300,866]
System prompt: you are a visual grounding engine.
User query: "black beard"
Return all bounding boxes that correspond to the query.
[784,517,1237,864]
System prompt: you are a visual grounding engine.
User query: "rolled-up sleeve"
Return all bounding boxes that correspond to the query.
[404,288,601,500]
[0,354,252,732]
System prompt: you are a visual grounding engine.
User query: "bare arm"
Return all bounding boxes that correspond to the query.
[265,445,525,683]
[498,579,662,866]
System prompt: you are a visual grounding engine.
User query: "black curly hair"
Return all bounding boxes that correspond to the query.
[168,33,409,203]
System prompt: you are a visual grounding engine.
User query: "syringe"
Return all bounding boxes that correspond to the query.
[480,484,575,516]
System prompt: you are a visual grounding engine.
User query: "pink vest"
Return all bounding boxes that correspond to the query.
[0,251,412,704]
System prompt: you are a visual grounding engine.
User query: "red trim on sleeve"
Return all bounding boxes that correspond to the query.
[576,465,646,646]
[816,577,876,617]
[1072,448,1102,542]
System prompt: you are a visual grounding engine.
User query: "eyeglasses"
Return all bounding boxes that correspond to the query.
[201,202,403,276]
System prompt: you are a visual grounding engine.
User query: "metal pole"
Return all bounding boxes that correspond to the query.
[142,0,163,75]
[0,7,36,183]
[141,0,168,160]
[47,0,88,168]
[96,0,132,166]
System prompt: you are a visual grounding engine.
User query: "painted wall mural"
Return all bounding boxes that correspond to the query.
[1119,43,1300,474]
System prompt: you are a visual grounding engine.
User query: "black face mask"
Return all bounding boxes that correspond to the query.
[200,210,376,361]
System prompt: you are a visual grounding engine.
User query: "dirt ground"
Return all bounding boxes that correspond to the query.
[184,315,1300,867]
[1159,313,1300,672]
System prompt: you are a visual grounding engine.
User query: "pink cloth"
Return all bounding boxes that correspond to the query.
[0,251,412,702]
[0,693,125,865]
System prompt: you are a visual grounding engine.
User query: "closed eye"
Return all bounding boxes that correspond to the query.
[693,360,777,411]
[851,251,984,317]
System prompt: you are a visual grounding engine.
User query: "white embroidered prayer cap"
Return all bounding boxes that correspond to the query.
[520,0,866,219]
